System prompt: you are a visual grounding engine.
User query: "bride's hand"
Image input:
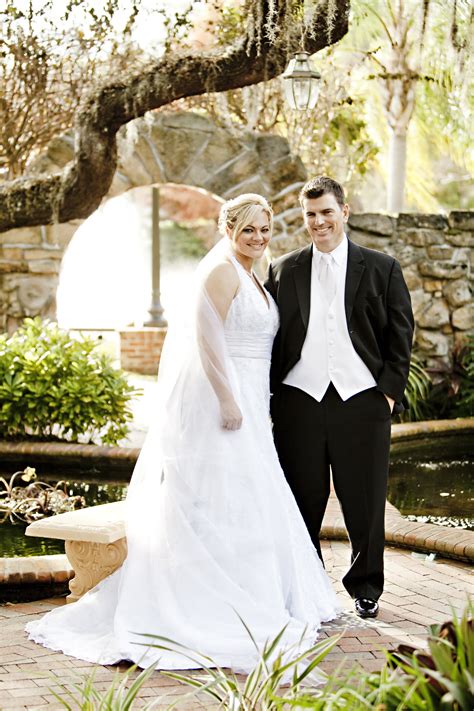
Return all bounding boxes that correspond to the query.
[220,400,243,430]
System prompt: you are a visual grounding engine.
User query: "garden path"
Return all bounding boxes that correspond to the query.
[0,541,471,710]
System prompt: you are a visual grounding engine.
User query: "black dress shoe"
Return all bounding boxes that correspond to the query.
[355,598,379,618]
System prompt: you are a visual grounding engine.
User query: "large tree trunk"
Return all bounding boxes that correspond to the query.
[387,130,407,213]
[0,1,350,233]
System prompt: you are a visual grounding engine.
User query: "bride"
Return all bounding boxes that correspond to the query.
[26,193,340,672]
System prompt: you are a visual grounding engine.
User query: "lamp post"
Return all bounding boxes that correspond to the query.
[144,186,167,327]
[282,52,321,110]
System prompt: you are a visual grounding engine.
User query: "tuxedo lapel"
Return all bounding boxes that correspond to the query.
[345,239,365,323]
[292,244,312,330]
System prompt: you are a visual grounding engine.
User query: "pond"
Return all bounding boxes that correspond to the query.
[388,434,473,530]
[1,434,472,557]
[1,473,129,558]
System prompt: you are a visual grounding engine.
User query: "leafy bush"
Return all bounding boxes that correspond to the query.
[388,601,474,710]
[51,663,156,710]
[402,339,474,422]
[453,334,474,417]
[425,337,474,420]
[0,317,140,445]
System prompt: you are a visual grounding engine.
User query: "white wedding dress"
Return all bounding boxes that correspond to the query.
[26,252,340,672]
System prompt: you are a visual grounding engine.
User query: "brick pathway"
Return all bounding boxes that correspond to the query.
[0,540,471,710]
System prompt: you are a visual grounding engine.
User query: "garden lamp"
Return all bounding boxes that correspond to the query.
[282,51,321,110]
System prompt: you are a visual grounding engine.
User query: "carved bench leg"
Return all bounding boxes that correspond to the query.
[65,538,128,603]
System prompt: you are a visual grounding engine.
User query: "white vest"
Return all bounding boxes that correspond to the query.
[283,238,376,402]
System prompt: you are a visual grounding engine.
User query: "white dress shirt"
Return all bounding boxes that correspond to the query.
[283,237,376,401]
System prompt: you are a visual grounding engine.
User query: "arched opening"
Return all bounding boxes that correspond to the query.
[56,184,222,331]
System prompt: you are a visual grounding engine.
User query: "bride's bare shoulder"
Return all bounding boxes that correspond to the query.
[202,259,240,320]
[204,259,239,290]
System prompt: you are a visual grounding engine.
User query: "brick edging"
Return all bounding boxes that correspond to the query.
[0,554,74,601]
[0,417,471,463]
[0,440,140,461]
[391,417,474,442]
[321,501,474,563]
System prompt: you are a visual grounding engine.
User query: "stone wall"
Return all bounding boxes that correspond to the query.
[2,209,471,369]
[351,211,473,366]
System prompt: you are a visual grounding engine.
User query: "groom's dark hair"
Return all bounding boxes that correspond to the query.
[299,176,346,207]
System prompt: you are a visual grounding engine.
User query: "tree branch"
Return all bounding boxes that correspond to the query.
[0,0,350,232]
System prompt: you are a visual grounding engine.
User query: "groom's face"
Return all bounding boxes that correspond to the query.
[302,193,349,253]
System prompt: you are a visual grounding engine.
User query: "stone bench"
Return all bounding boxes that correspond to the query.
[26,489,474,604]
[26,502,127,603]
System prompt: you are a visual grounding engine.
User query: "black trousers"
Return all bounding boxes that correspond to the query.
[273,383,392,601]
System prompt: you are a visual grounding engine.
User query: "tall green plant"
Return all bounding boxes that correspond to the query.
[149,621,343,709]
[389,600,474,710]
[0,317,140,445]
[50,663,156,711]
[50,601,473,709]
[400,353,432,422]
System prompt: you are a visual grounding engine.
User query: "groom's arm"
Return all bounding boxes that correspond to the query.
[377,260,414,406]
[264,261,277,302]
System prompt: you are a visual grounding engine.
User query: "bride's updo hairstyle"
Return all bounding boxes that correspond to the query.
[218,193,273,241]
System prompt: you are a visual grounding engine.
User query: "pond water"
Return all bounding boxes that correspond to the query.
[388,435,473,530]
[1,435,472,557]
[1,477,129,558]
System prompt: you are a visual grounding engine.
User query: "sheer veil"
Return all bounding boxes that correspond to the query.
[125,237,240,555]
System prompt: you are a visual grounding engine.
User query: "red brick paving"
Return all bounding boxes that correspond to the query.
[0,541,472,709]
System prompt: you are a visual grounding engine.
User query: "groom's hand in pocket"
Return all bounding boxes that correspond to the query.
[384,394,395,413]
[221,399,243,430]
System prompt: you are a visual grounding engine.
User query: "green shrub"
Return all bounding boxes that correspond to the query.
[453,334,474,417]
[387,600,474,711]
[425,337,474,420]
[50,663,156,710]
[0,317,140,445]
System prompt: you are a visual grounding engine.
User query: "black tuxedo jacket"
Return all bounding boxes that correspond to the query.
[264,238,415,413]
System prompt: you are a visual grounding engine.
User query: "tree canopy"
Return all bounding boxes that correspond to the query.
[0,0,350,233]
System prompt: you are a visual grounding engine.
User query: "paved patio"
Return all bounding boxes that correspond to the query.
[1,375,472,707]
[0,540,472,710]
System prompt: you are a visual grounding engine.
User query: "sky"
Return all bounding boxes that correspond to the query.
[12,0,206,50]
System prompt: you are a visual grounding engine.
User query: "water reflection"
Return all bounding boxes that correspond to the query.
[1,480,129,558]
[388,439,474,530]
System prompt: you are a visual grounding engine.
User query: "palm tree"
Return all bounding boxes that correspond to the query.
[351,0,473,212]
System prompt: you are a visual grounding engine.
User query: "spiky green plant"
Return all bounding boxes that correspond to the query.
[142,618,343,710]
[49,602,473,710]
[50,663,157,711]
[401,353,432,422]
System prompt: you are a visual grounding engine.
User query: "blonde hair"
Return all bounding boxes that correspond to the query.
[218,193,273,239]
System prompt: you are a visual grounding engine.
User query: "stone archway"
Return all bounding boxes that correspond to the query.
[0,112,307,333]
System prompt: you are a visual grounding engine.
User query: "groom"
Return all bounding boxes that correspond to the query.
[265,176,414,618]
